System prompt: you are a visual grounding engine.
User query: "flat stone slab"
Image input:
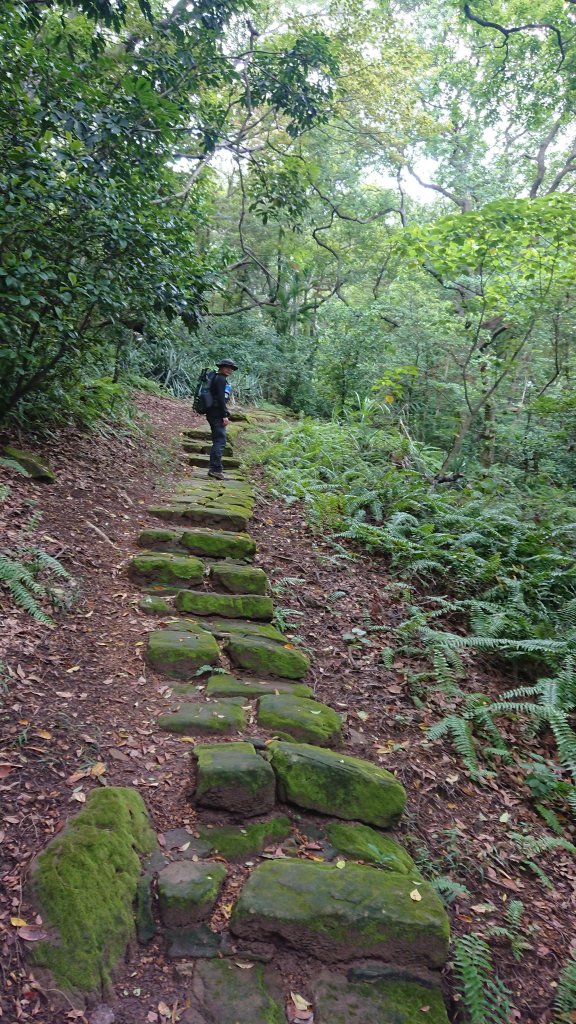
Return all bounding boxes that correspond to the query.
[146,626,220,678]
[325,823,419,875]
[158,701,246,735]
[311,968,449,1024]
[180,960,284,1024]
[177,618,286,643]
[269,742,406,827]
[226,635,309,679]
[209,563,268,595]
[149,505,249,532]
[166,923,222,959]
[199,816,291,860]
[205,674,313,699]
[175,591,273,621]
[194,742,276,817]
[138,527,256,560]
[139,595,172,614]
[130,551,204,587]
[231,860,449,968]
[158,861,226,927]
[258,694,342,746]
[188,453,241,469]
[182,440,234,456]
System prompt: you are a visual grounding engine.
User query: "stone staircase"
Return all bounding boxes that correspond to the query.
[131,423,452,1023]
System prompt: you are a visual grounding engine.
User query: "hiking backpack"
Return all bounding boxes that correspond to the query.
[192,368,215,414]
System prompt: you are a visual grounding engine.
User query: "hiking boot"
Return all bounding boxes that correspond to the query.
[208,470,226,480]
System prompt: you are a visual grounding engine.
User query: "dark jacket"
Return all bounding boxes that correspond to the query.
[208,372,230,419]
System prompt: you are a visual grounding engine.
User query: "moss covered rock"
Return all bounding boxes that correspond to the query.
[325,823,418,875]
[258,695,342,746]
[194,742,276,816]
[149,505,249,532]
[3,446,55,481]
[226,636,309,679]
[269,742,406,827]
[179,529,255,559]
[131,551,204,587]
[205,675,313,699]
[30,787,156,994]
[158,861,226,927]
[182,440,233,456]
[180,617,285,643]
[158,701,246,735]
[188,453,241,470]
[210,563,268,595]
[311,968,449,1024]
[146,626,220,678]
[175,591,273,621]
[182,960,284,1024]
[230,860,449,968]
[139,594,172,614]
[199,816,291,860]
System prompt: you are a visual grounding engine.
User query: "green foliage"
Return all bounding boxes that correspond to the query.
[0,525,73,624]
[452,933,514,1024]
[554,957,576,1024]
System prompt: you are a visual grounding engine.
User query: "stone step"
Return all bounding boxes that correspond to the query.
[311,968,449,1024]
[158,861,227,928]
[139,595,173,614]
[180,961,284,1024]
[182,440,234,456]
[158,700,246,735]
[138,527,256,560]
[204,673,314,699]
[148,504,250,532]
[209,562,268,595]
[257,693,343,746]
[130,551,205,587]
[196,816,291,861]
[269,741,406,827]
[225,634,310,679]
[182,428,212,440]
[188,453,242,470]
[325,822,420,875]
[230,860,450,968]
[146,625,220,678]
[194,742,276,816]
[169,617,286,643]
[175,591,273,621]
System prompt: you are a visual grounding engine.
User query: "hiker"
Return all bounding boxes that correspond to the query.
[206,358,238,479]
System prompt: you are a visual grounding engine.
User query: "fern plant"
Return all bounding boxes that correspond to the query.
[0,544,71,625]
[485,900,532,962]
[554,957,576,1024]
[452,933,515,1024]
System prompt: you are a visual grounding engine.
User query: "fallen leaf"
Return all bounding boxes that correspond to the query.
[34,729,52,740]
[410,889,422,902]
[335,859,346,869]
[89,762,106,777]
[70,790,86,803]
[157,1002,171,1018]
[18,926,49,941]
[357,710,369,721]
[290,993,312,1011]
[66,666,81,673]
[0,764,16,779]
[234,961,255,969]
[11,917,27,928]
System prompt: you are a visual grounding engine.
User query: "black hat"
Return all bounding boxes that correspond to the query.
[218,358,238,370]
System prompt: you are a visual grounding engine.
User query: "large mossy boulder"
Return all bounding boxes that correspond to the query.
[148,505,249,532]
[325,823,418,875]
[158,861,226,927]
[175,591,273,621]
[269,742,406,827]
[30,788,156,994]
[130,551,204,587]
[199,816,291,860]
[209,563,268,595]
[230,860,449,968]
[311,969,449,1024]
[258,694,342,746]
[226,635,309,679]
[146,625,220,678]
[205,674,313,699]
[194,742,276,816]
[3,446,55,481]
[158,700,246,735]
[138,527,255,560]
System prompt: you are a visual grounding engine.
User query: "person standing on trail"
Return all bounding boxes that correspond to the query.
[206,358,238,480]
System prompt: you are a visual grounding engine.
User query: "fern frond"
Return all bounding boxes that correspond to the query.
[554,957,576,1023]
[452,933,514,1024]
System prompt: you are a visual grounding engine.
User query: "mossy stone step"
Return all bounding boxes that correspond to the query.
[209,562,268,595]
[257,694,342,746]
[194,742,276,817]
[146,626,220,678]
[199,816,291,860]
[311,969,449,1024]
[187,453,241,470]
[158,861,227,927]
[3,446,56,481]
[139,594,173,614]
[158,701,246,735]
[175,591,273,621]
[182,440,234,456]
[130,551,205,587]
[182,428,212,441]
[269,742,406,827]
[230,860,449,968]
[204,674,314,699]
[149,505,249,532]
[181,961,284,1024]
[324,823,419,875]
[138,527,256,560]
[30,788,156,994]
[226,635,309,679]
[175,617,286,643]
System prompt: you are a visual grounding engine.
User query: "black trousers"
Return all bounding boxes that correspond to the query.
[207,416,226,473]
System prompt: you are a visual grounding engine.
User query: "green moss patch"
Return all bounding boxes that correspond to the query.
[30,787,156,994]
[209,563,268,595]
[199,816,291,860]
[158,701,246,735]
[205,675,313,699]
[230,860,449,968]
[194,742,276,817]
[130,551,204,587]
[148,505,249,532]
[226,635,309,679]
[138,526,255,560]
[175,591,273,621]
[146,626,220,678]
[269,742,406,827]
[311,968,449,1024]
[258,694,342,745]
[325,823,418,875]
[139,594,172,614]
[177,617,286,643]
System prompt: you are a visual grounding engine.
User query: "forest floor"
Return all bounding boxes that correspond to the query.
[0,393,573,1024]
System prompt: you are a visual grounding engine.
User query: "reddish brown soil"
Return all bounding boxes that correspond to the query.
[0,396,572,1024]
